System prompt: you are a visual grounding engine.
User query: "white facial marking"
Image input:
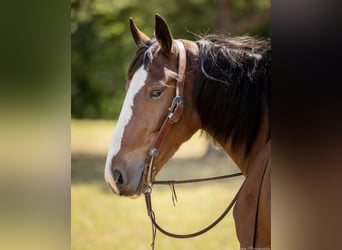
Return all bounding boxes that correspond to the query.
[104,66,148,192]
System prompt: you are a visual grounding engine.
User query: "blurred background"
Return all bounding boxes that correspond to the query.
[71,0,270,249]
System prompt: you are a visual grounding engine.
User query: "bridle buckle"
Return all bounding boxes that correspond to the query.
[168,96,185,113]
[168,96,185,123]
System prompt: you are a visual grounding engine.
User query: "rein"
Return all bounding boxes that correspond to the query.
[142,40,244,249]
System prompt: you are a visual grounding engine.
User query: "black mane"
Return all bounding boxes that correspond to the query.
[193,35,271,154]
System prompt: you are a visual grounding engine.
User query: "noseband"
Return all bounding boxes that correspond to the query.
[142,40,244,249]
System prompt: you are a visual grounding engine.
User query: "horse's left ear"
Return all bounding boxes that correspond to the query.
[130,17,150,46]
[155,14,173,54]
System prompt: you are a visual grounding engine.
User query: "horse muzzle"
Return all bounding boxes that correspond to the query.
[105,162,146,197]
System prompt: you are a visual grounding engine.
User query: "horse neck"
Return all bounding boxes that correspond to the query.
[219,111,269,176]
[185,38,270,176]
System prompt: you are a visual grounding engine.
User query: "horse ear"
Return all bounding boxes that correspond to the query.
[154,14,173,54]
[129,17,150,46]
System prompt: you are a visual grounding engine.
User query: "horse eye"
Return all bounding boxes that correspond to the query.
[150,89,164,99]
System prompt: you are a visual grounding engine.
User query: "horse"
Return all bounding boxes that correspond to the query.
[104,14,271,249]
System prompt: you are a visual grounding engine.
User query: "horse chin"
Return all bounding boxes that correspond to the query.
[122,186,143,199]
[119,186,143,198]
[129,194,141,199]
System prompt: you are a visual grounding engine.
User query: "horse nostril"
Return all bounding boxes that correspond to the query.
[113,169,124,186]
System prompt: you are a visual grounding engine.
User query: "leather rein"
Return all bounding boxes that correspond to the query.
[142,40,244,249]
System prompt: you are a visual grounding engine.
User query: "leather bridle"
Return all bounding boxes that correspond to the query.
[142,40,244,249]
[142,40,186,192]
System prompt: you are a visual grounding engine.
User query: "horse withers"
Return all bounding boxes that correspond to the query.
[105,14,271,249]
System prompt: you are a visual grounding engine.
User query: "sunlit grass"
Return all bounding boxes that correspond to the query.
[71,119,242,250]
[71,119,116,155]
[72,182,241,250]
[71,119,208,158]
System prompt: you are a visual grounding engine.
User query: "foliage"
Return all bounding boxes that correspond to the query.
[71,0,270,119]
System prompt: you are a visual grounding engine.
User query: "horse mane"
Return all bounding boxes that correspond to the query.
[193,35,271,155]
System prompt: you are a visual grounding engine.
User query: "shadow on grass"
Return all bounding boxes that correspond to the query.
[72,152,242,192]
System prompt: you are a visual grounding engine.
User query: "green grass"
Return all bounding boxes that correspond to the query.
[72,119,242,250]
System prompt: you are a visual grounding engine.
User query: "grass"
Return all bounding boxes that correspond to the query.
[71,119,243,250]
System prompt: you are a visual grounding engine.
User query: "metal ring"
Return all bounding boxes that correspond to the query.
[144,185,152,194]
[150,147,159,157]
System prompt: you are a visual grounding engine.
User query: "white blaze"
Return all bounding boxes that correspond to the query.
[104,66,148,190]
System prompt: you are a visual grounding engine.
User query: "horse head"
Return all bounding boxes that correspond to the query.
[104,15,200,197]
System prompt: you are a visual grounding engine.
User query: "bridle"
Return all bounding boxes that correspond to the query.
[141,40,187,190]
[142,40,244,249]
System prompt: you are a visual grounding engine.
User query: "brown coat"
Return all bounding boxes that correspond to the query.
[233,140,271,249]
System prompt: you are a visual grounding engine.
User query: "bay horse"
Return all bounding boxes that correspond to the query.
[105,14,271,249]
